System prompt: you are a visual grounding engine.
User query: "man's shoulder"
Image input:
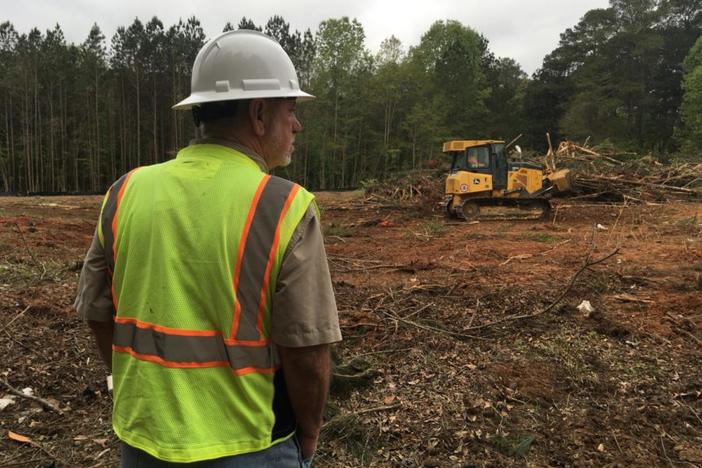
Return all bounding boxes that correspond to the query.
[112,161,170,181]
[268,175,314,199]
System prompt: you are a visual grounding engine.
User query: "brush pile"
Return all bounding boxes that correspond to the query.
[362,169,445,204]
[548,140,702,202]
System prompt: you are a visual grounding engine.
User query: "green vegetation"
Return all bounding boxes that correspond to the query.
[325,223,355,238]
[675,215,701,234]
[533,331,606,389]
[678,36,702,153]
[422,219,446,236]
[493,434,535,458]
[521,233,559,243]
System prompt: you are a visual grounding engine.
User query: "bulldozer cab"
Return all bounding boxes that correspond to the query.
[444,140,508,189]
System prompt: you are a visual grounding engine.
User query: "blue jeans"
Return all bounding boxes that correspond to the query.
[121,436,312,467]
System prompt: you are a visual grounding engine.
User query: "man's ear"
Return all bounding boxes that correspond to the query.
[248,99,267,137]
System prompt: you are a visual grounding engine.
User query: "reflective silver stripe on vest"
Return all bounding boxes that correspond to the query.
[113,320,277,369]
[235,176,295,341]
[101,172,132,274]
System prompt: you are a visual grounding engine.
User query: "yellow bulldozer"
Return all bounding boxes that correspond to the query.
[442,140,572,220]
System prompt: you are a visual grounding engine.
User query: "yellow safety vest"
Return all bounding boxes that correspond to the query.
[98,144,314,462]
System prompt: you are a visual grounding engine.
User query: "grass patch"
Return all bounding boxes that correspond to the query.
[0,258,60,284]
[532,331,605,388]
[520,233,560,243]
[492,434,535,458]
[325,223,355,238]
[511,337,531,354]
[422,219,446,236]
[612,359,664,380]
[675,215,700,234]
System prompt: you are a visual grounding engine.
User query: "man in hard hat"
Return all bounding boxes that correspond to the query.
[75,30,341,466]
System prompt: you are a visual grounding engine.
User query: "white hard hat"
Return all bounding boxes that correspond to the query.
[173,30,314,110]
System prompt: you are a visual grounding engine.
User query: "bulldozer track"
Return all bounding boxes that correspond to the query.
[448,197,552,221]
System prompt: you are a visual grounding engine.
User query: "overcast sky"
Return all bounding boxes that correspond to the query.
[3,0,610,75]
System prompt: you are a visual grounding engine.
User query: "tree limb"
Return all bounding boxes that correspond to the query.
[464,247,620,332]
[0,378,63,415]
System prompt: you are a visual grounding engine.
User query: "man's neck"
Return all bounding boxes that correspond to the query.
[192,135,270,173]
[199,125,270,167]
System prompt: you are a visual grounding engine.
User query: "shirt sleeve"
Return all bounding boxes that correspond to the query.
[271,205,342,348]
[74,230,114,322]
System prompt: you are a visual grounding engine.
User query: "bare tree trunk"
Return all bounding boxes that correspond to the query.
[153,77,158,164]
[340,125,346,188]
[59,82,66,191]
[49,87,55,192]
[87,91,95,191]
[320,137,327,189]
[172,63,178,151]
[95,66,101,190]
[120,76,127,173]
[159,106,166,162]
[331,89,338,189]
[411,127,417,169]
[23,75,31,193]
[0,95,8,192]
[5,94,14,192]
[62,83,69,191]
[136,65,141,166]
[302,136,309,187]
[108,88,116,182]
[383,101,392,148]
[35,73,42,192]
[353,124,362,187]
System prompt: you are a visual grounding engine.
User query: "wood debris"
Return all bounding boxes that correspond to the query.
[547,140,702,202]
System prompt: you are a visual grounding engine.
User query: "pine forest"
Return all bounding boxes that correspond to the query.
[0,0,700,194]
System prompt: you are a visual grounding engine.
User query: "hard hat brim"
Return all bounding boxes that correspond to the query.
[172,90,315,110]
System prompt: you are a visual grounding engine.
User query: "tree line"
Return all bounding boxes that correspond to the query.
[0,0,700,194]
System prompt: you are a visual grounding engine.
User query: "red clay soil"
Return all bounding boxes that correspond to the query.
[0,194,700,467]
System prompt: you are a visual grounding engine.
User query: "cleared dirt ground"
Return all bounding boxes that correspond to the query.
[0,193,700,467]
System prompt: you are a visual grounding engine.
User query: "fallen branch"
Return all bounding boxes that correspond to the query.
[588,174,698,194]
[402,302,434,320]
[332,369,376,386]
[0,378,63,415]
[538,239,572,256]
[13,222,47,279]
[377,309,489,341]
[500,254,532,266]
[665,313,702,347]
[354,403,401,415]
[533,247,620,315]
[328,256,384,265]
[350,346,417,359]
[322,404,401,430]
[0,305,31,333]
[340,322,378,330]
[464,247,621,332]
[673,328,702,348]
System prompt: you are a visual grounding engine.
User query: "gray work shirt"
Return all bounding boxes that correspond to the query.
[74,139,341,348]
